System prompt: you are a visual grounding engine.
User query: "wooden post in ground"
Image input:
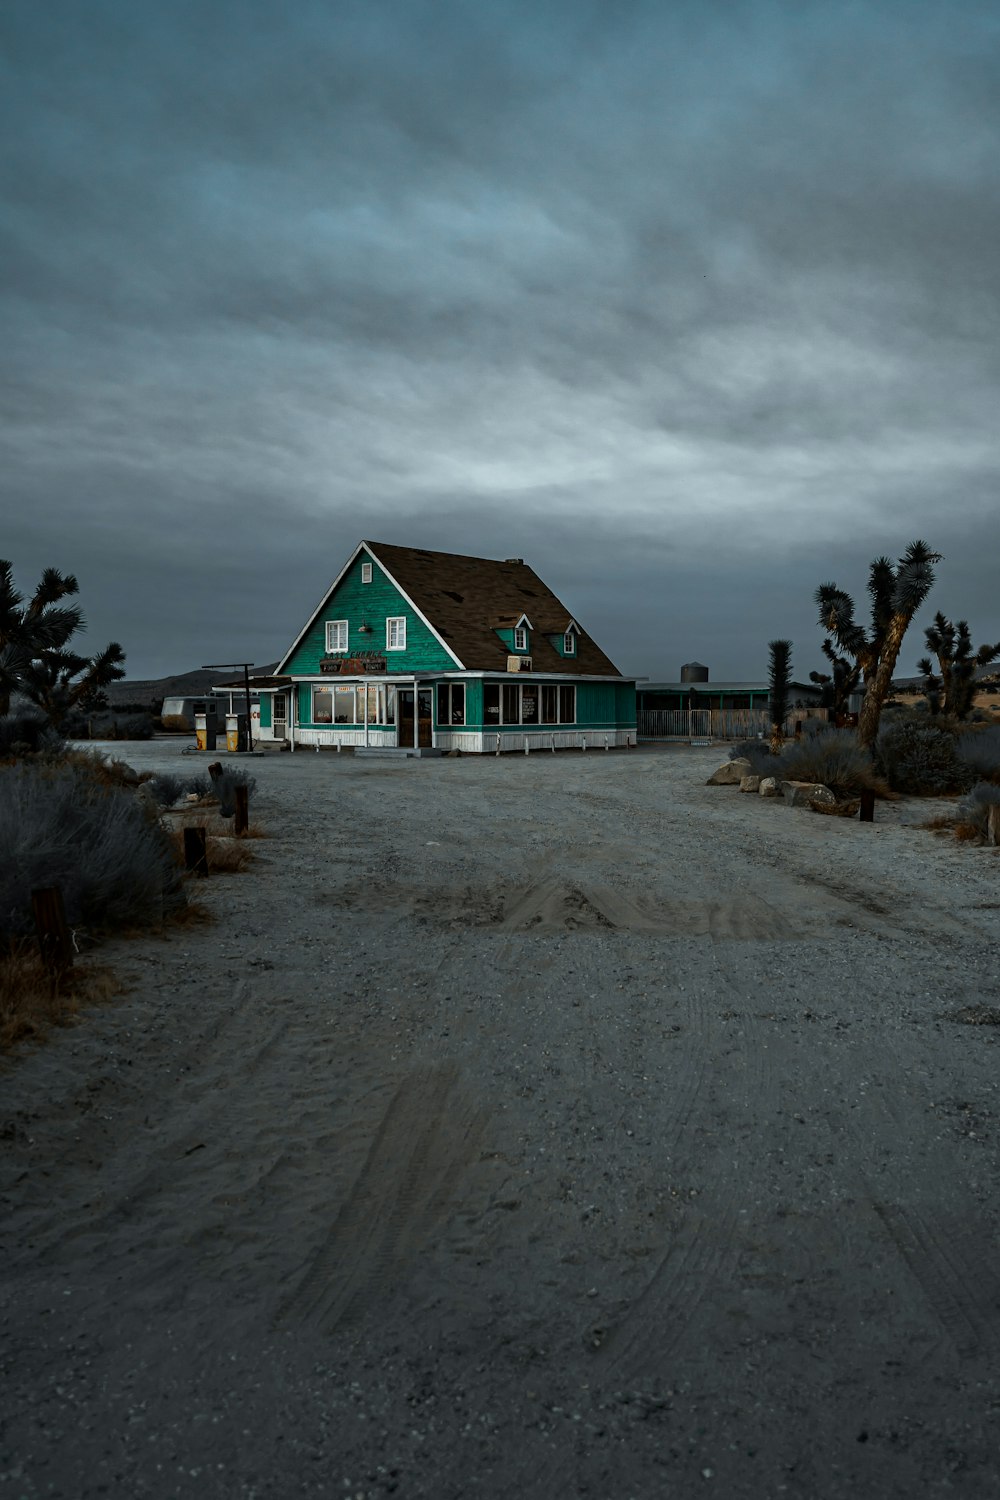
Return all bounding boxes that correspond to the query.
[234,783,249,835]
[184,826,208,876]
[859,789,876,823]
[988,805,1000,847]
[31,886,73,977]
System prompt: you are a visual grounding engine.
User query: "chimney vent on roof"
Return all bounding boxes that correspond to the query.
[504,557,524,565]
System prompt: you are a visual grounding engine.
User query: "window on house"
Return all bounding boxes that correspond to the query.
[541,685,558,723]
[513,625,528,651]
[563,631,576,655]
[437,683,466,726]
[502,684,520,724]
[386,617,406,650]
[334,685,357,723]
[325,620,348,653]
[559,685,576,723]
[361,562,373,584]
[521,685,539,724]
[313,686,333,724]
[484,683,500,724]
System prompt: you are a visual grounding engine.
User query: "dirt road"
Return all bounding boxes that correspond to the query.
[3,742,1000,1497]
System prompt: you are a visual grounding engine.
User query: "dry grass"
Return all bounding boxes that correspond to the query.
[166,820,256,874]
[918,813,987,843]
[0,942,125,1053]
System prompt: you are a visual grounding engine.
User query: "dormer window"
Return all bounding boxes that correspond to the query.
[514,625,528,651]
[361,562,373,584]
[563,630,576,655]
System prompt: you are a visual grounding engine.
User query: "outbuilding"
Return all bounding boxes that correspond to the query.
[260,541,637,753]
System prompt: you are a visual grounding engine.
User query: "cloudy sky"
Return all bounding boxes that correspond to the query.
[3,0,998,682]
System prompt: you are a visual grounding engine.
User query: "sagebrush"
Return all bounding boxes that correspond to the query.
[956,782,1000,840]
[0,760,185,943]
[956,725,1000,784]
[876,719,972,795]
[778,728,890,800]
[728,739,778,775]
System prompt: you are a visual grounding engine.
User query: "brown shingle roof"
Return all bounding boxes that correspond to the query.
[366,542,622,677]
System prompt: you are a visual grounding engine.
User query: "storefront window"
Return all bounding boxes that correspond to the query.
[521,685,539,724]
[559,685,576,723]
[334,685,357,723]
[437,683,466,725]
[502,684,520,724]
[541,686,558,723]
[484,684,500,725]
[313,687,333,724]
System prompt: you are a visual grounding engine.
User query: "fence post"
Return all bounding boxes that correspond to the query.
[184,826,209,876]
[31,886,73,977]
[234,784,249,835]
[988,805,1000,847]
[859,789,875,823]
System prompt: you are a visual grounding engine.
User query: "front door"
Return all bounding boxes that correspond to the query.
[398,689,433,748]
[272,693,287,740]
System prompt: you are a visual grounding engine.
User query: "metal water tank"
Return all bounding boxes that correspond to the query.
[680,662,709,683]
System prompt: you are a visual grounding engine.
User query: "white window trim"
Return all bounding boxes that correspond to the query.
[325,619,348,653]
[312,684,334,725]
[386,616,407,651]
[361,562,373,584]
[513,625,528,651]
[563,631,576,655]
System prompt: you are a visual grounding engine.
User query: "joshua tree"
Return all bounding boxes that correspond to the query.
[808,638,862,721]
[816,539,940,749]
[768,638,793,751]
[18,642,127,731]
[0,562,83,716]
[0,561,125,723]
[917,613,1000,720]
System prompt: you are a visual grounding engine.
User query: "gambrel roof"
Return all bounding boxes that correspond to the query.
[364,541,622,676]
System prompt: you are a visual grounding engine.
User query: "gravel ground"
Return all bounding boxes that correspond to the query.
[2,739,1000,1499]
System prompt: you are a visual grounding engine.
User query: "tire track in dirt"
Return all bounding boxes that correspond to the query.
[591,957,770,1383]
[277,1064,489,1335]
[853,1077,1000,1362]
[6,988,294,1261]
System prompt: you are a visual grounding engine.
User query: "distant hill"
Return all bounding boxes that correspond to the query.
[108,664,280,708]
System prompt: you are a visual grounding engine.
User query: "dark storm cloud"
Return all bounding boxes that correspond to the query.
[2,0,998,676]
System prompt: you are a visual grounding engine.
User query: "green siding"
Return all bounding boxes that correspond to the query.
[259,695,272,729]
[283,552,455,676]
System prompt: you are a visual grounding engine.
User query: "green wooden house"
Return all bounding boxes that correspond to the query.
[263,541,636,753]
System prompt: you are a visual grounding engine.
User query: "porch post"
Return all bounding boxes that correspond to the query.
[364,678,369,747]
[413,677,419,749]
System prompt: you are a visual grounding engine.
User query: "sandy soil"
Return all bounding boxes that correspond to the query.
[3,740,1000,1499]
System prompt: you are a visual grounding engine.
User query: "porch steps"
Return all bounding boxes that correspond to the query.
[353,747,446,759]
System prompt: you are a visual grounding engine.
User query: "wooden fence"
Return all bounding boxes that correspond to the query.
[637,708,808,742]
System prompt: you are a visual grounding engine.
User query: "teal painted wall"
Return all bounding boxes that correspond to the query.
[283,552,455,677]
[259,695,272,729]
[292,674,632,732]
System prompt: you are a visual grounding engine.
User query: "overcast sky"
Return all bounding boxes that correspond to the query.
[3,0,998,683]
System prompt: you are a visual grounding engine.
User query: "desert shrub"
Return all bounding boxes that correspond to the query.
[160,714,190,732]
[144,766,256,811]
[956,782,1000,839]
[0,715,62,759]
[0,760,185,942]
[875,719,973,795]
[957,725,1000,784]
[0,941,123,1052]
[728,739,777,775]
[778,728,888,800]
